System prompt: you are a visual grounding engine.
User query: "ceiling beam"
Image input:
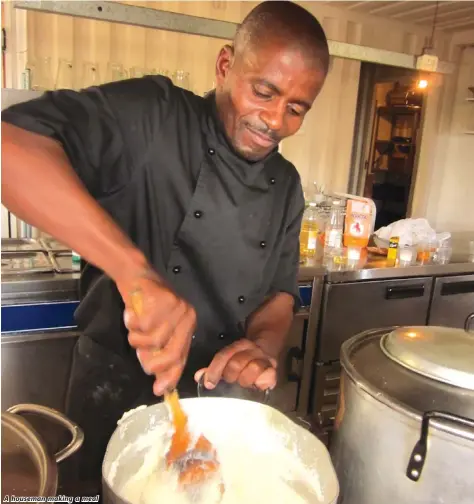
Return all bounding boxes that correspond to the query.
[391,3,439,18]
[414,4,474,23]
[444,23,474,33]
[346,2,372,10]
[436,17,474,29]
[367,2,413,15]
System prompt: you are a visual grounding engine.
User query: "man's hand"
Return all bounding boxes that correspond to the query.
[194,339,277,391]
[119,274,196,396]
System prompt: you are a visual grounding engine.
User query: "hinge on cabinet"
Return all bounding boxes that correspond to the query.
[2,28,6,52]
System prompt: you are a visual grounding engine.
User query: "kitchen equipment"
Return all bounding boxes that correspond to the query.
[196,375,270,403]
[129,288,222,496]
[330,326,474,504]
[102,397,339,503]
[310,277,433,438]
[428,274,474,331]
[165,390,223,500]
[48,251,79,273]
[1,251,54,275]
[1,404,84,499]
[106,63,128,83]
[2,238,44,253]
[39,237,70,252]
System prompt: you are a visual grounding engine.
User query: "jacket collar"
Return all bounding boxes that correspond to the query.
[201,91,280,191]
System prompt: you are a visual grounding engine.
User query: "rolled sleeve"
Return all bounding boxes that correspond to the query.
[2,75,173,199]
[270,182,305,312]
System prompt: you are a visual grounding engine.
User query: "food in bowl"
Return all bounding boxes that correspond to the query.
[106,400,332,504]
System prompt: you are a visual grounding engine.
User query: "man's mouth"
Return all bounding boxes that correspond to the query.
[245,125,277,148]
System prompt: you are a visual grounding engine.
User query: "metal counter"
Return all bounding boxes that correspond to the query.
[299,253,474,283]
[1,272,80,335]
[1,272,80,305]
[2,254,474,304]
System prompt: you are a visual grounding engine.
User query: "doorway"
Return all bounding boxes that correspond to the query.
[349,63,429,230]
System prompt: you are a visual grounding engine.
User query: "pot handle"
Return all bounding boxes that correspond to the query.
[6,403,84,463]
[465,313,474,332]
[406,410,474,482]
[197,375,271,404]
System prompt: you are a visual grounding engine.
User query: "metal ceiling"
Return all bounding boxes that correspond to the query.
[327,1,474,33]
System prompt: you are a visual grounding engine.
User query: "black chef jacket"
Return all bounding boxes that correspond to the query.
[3,76,305,494]
[3,75,305,375]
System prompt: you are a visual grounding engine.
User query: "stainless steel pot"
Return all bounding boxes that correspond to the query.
[330,326,474,504]
[102,397,339,503]
[1,404,84,499]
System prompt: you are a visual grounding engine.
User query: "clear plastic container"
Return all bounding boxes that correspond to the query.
[324,200,344,252]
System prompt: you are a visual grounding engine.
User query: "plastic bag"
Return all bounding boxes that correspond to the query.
[374,218,451,247]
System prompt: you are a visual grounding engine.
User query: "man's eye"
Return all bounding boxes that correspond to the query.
[253,87,272,99]
[288,107,303,117]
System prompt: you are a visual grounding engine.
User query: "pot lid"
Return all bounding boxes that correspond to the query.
[381,326,474,391]
[1,411,57,498]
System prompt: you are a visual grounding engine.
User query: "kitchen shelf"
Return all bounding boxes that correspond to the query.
[378,106,421,115]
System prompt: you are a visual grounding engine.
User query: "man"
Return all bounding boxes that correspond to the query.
[2,0,329,495]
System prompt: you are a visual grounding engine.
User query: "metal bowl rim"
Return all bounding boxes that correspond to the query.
[340,327,474,441]
[1,411,58,497]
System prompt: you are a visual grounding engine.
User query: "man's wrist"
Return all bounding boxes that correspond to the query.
[112,248,158,295]
[251,333,280,362]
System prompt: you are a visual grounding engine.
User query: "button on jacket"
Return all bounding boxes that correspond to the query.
[2,76,305,374]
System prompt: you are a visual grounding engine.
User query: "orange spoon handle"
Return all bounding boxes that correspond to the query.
[129,289,192,464]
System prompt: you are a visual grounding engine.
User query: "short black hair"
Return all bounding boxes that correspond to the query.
[234,1,330,74]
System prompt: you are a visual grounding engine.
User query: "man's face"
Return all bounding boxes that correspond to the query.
[215,40,327,161]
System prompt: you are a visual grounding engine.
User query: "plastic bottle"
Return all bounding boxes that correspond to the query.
[300,203,321,260]
[324,200,344,251]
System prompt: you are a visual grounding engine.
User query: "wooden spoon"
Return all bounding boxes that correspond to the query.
[130,289,224,499]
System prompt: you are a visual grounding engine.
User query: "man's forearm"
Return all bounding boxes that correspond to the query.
[2,123,149,286]
[245,293,295,359]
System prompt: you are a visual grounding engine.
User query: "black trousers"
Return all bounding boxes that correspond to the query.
[60,335,199,497]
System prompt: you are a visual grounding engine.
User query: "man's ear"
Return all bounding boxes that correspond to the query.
[215,44,235,86]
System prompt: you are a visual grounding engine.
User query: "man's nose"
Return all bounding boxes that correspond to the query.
[260,102,285,132]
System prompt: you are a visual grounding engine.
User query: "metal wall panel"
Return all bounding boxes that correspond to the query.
[8,1,456,194]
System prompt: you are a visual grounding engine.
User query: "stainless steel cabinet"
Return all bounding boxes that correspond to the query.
[268,311,306,413]
[1,330,79,412]
[311,361,341,428]
[316,277,433,362]
[428,274,474,331]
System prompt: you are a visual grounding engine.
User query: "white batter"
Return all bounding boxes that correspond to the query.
[115,411,324,504]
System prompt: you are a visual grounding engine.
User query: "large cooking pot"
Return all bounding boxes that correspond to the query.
[102,397,339,503]
[330,326,474,504]
[1,403,84,499]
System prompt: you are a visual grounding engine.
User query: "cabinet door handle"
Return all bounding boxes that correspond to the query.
[441,281,474,296]
[286,346,304,382]
[386,284,425,300]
